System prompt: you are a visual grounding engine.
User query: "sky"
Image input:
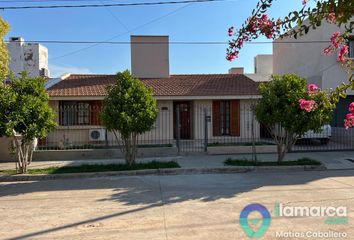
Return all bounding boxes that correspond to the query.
[1,0,311,77]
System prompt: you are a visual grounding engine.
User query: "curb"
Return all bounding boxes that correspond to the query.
[0,165,326,182]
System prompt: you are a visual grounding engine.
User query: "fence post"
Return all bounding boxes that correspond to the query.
[105,129,108,148]
[176,105,181,153]
[204,108,209,152]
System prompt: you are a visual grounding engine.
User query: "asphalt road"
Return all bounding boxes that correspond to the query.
[0,170,353,240]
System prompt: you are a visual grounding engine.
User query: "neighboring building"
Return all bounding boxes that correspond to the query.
[254,54,273,75]
[273,19,354,127]
[43,36,262,148]
[8,37,49,78]
[245,54,273,82]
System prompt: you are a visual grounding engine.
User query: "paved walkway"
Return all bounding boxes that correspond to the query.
[0,170,353,239]
[1,151,354,171]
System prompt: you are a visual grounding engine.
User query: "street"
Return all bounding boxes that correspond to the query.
[0,170,353,239]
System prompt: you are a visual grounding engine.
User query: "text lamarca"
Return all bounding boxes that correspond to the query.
[275,203,347,217]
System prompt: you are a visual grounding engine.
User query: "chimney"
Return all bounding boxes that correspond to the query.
[131,35,169,78]
[228,67,244,74]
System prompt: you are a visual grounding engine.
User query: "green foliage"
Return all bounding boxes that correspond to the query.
[224,158,321,166]
[254,74,334,162]
[0,161,180,176]
[0,72,57,142]
[255,74,334,137]
[280,0,354,39]
[101,70,158,165]
[101,70,158,138]
[0,16,10,82]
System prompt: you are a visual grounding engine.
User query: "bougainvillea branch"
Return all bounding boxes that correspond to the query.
[228,0,354,128]
[227,0,354,61]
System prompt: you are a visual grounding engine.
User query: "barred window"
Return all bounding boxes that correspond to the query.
[77,103,90,125]
[59,101,98,126]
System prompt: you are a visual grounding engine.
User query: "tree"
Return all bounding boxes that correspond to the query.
[254,74,333,162]
[227,0,353,126]
[101,70,158,166]
[0,72,57,173]
[0,16,10,82]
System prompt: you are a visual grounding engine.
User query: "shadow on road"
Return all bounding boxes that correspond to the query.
[0,169,353,240]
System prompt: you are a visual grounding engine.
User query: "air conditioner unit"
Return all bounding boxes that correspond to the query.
[89,129,106,141]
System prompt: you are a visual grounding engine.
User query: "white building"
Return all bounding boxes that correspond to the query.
[273,20,354,127]
[8,37,49,78]
[245,54,273,82]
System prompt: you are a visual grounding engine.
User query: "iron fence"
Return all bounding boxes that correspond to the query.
[37,104,354,153]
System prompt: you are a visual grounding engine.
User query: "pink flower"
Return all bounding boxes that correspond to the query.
[344,113,354,129]
[299,99,317,112]
[349,102,354,113]
[228,27,234,37]
[327,13,336,24]
[330,31,341,49]
[236,38,244,48]
[343,103,354,129]
[302,0,309,5]
[337,45,348,63]
[260,14,268,22]
[307,84,318,95]
[226,50,238,61]
[323,47,331,56]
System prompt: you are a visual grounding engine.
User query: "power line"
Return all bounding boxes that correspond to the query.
[0,0,225,10]
[48,2,192,60]
[6,40,331,44]
[99,0,130,32]
[0,0,138,2]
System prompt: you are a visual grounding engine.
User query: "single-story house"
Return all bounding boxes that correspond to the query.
[43,36,264,149]
[45,72,261,148]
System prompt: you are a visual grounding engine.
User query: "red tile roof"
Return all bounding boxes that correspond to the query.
[47,74,259,97]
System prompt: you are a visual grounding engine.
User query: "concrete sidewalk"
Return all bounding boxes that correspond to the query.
[1,151,354,171]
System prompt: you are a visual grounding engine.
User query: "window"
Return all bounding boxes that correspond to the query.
[220,100,231,135]
[77,103,90,125]
[213,100,240,137]
[349,37,354,59]
[60,101,93,126]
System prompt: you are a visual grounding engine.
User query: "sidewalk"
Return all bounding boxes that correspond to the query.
[1,151,354,171]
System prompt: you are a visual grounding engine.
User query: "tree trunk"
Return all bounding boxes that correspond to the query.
[131,133,138,166]
[277,144,286,163]
[122,133,138,166]
[12,132,34,174]
[113,131,139,166]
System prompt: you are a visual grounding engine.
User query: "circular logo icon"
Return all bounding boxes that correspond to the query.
[240,203,271,238]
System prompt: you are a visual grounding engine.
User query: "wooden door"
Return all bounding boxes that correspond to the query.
[174,101,191,139]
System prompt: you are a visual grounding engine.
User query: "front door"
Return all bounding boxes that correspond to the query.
[174,101,191,139]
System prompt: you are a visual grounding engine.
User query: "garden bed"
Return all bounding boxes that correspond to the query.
[208,141,275,147]
[0,161,180,175]
[37,143,173,151]
[207,142,277,155]
[33,145,178,161]
[224,157,321,166]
